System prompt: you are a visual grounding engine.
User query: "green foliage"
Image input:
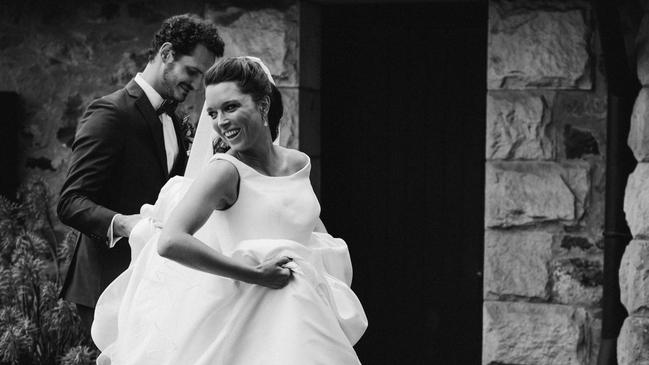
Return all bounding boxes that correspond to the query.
[0,179,97,365]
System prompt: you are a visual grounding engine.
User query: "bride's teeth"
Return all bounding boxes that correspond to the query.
[225,129,240,139]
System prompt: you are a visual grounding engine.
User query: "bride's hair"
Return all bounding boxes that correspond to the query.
[204,57,283,143]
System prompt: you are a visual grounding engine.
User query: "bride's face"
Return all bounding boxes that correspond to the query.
[205,82,266,151]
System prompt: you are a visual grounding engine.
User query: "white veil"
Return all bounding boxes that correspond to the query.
[184,103,217,179]
[184,56,278,179]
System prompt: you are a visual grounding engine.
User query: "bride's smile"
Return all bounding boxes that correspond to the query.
[224,128,241,139]
[206,81,269,152]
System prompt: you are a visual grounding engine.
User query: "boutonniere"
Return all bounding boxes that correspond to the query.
[178,113,195,155]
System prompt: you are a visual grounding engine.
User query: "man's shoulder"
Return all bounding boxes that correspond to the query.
[78,84,138,133]
[90,85,135,112]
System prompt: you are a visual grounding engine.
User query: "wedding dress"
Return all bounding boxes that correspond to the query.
[91,129,368,364]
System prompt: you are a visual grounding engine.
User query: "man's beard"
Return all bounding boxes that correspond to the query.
[161,64,181,101]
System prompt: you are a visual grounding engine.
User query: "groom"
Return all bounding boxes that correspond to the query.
[57,14,224,332]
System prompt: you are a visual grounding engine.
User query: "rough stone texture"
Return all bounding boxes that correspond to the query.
[619,240,649,314]
[0,2,300,232]
[485,162,591,227]
[484,2,605,365]
[564,125,600,159]
[551,64,607,164]
[484,230,552,300]
[278,87,299,149]
[553,91,607,126]
[636,14,649,86]
[0,9,163,226]
[488,0,592,90]
[486,91,555,160]
[560,235,595,251]
[618,315,649,365]
[206,5,298,87]
[624,163,649,237]
[483,301,591,365]
[590,315,602,365]
[628,88,649,162]
[551,258,603,306]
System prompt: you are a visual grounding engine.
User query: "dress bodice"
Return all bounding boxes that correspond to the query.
[201,151,321,254]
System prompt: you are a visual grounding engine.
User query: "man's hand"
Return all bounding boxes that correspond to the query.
[113,214,142,238]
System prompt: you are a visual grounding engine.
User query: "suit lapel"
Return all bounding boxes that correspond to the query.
[170,114,188,176]
[126,80,168,178]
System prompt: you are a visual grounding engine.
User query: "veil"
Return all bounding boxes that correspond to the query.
[184,103,217,179]
[184,56,278,179]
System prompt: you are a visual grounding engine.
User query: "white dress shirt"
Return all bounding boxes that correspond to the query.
[107,73,179,247]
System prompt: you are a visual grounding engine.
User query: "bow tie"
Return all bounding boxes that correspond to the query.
[156,100,178,116]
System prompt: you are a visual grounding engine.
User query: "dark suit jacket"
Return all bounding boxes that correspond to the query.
[57,80,187,308]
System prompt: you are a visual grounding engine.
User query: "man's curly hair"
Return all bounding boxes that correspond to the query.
[147,14,224,61]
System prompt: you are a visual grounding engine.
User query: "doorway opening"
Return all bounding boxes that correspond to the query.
[319,3,487,363]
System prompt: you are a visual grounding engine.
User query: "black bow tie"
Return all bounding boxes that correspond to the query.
[156,100,178,116]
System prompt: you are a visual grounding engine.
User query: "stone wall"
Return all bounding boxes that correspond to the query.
[618,4,649,364]
[0,0,301,236]
[484,1,605,364]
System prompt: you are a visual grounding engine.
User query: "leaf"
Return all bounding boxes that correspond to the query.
[60,345,97,365]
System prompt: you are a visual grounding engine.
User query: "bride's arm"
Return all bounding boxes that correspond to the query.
[158,160,292,289]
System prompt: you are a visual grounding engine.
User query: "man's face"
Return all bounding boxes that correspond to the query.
[161,44,215,102]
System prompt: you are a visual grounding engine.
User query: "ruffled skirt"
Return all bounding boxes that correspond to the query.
[92,179,367,365]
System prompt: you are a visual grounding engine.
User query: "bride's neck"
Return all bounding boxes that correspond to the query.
[235,142,279,174]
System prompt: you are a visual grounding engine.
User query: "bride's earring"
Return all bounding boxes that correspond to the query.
[260,99,270,127]
[261,106,269,127]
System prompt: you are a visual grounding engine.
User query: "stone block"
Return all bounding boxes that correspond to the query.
[488,1,591,89]
[618,315,649,365]
[553,90,607,123]
[563,125,601,159]
[484,230,552,299]
[207,6,298,87]
[483,301,591,365]
[560,235,596,252]
[485,162,591,227]
[552,90,607,161]
[551,258,603,306]
[624,163,649,237]
[628,88,649,161]
[619,240,649,314]
[590,314,602,365]
[486,92,555,160]
[279,87,299,149]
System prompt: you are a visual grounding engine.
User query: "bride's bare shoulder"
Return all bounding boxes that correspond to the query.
[194,157,239,208]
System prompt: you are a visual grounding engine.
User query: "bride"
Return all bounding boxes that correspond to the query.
[91,56,367,364]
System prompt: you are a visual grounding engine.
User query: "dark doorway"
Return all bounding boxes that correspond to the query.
[0,92,24,199]
[320,3,486,363]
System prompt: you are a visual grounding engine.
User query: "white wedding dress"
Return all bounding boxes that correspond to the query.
[91,149,368,365]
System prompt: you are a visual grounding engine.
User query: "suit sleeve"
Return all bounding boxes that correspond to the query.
[57,98,126,243]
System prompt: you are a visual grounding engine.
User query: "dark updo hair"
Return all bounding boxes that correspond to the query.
[205,57,283,145]
[147,14,224,61]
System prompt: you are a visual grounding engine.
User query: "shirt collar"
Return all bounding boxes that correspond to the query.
[134,73,164,111]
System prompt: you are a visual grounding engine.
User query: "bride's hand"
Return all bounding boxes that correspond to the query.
[252,256,293,289]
